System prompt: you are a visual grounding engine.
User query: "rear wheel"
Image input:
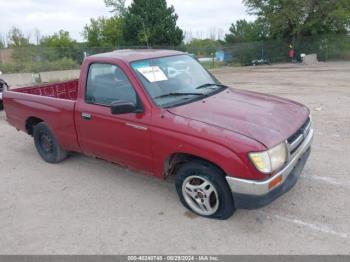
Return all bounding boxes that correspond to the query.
[175,160,236,220]
[33,122,67,163]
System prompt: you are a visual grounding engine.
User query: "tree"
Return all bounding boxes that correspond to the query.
[225,20,267,43]
[0,34,6,48]
[6,27,34,65]
[243,0,350,40]
[83,16,124,48]
[104,0,127,16]
[40,30,77,61]
[7,27,30,48]
[186,39,220,56]
[123,0,183,46]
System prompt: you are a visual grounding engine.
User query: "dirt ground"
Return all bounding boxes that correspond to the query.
[0,62,349,254]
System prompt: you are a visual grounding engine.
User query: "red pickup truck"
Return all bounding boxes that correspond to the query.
[3,50,313,219]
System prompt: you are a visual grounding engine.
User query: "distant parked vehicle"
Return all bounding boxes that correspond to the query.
[251,59,270,66]
[0,72,9,110]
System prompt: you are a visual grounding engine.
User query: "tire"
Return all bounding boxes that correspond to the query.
[33,122,68,163]
[175,160,236,220]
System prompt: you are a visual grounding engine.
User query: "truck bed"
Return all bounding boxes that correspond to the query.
[3,79,80,152]
[13,79,78,100]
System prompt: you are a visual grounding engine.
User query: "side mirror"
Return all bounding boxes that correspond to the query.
[111,101,140,115]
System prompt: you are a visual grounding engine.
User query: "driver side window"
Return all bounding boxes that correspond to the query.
[86,63,137,106]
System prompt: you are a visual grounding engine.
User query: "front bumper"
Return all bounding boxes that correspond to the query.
[226,128,314,209]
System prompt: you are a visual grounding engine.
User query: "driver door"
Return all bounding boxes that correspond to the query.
[75,62,153,174]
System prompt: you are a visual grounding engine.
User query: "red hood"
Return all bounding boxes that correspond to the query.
[167,88,310,148]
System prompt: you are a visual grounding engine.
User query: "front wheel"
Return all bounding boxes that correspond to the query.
[33,122,68,163]
[175,160,236,220]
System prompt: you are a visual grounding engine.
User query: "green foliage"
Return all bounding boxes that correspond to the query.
[123,0,183,46]
[83,16,124,48]
[7,27,30,48]
[36,58,79,72]
[186,39,220,56]
[2,0,350,73]
[2,29,81,74]
[0,57,79,74]
[0,35,5,49]
[225,20,267,43]
[325,35,350,61]
[40,30,78,61]
[6,27,35,67]
[221,42,256,66]
[104,0,127,16]
[243,0,350,39]
[11,47,37,65]
[223,34,350,66]
[7,27,35,65]
[291,34,350,61]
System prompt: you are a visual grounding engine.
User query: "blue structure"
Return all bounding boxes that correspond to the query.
[215,50,233,62]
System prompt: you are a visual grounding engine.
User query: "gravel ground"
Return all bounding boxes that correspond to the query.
[0,62,349,254]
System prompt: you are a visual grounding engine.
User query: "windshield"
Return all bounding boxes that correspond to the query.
[131,54,225,108]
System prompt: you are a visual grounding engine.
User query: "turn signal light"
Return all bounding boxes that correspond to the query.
[268,175,283,190]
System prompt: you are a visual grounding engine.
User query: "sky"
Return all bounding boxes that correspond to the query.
[0,0,253,43]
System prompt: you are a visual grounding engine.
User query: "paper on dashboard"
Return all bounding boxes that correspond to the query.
[137,66,168,82]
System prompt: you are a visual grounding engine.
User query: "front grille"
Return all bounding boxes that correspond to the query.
[287,117,311,155]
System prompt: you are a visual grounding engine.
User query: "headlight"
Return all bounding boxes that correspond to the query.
[249,143,288,174]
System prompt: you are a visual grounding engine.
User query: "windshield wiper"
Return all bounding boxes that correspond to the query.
[195,83,227,90]
[154,92,205,99]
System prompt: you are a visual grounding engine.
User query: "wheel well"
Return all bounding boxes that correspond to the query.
[26,117,43,135]
[164,153,225,178]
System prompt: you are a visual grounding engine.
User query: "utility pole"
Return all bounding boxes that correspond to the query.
[142,21,150,49]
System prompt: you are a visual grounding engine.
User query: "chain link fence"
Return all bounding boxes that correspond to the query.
[184,34,350,67]
[0,34,349,75]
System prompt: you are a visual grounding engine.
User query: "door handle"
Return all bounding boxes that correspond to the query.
[81,112,92,120]
[126,123,148,131]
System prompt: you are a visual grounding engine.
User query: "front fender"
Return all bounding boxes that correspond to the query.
[151,125,265,180]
